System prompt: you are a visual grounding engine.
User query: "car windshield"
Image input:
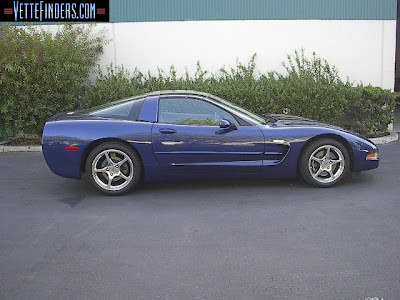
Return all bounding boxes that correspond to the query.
[209,96,267,125]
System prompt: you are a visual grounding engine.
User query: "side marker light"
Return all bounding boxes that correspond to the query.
[366,153,378,160]
[65,146,79,151]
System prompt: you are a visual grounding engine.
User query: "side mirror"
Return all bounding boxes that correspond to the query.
[219,119,237,130]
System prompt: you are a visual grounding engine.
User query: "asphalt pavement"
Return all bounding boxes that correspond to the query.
[0,141,399,299]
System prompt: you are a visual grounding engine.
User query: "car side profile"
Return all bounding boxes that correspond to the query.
[42,90,379,195]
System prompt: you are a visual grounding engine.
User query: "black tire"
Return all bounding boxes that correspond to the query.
[85,142,142,195]
[299,138,350,187]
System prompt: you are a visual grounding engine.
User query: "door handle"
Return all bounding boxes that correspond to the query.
[159,128,177,134]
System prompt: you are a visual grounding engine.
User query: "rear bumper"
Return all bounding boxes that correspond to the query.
[42,121,82,179]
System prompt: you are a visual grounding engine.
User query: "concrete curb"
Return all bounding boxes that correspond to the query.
[369,131,399,145]
[0,132,398,153]
[0,145,42,153]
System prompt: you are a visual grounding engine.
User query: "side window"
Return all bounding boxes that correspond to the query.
[158,98,238,126]
[87,98,144,120]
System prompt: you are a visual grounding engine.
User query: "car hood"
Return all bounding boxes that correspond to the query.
[266,114,370,140]
[268,114,343,130]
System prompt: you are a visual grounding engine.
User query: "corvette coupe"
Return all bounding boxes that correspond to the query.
[42,90,379,195]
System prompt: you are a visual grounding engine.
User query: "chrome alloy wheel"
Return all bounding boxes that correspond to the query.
[91,149,134,191]
[308,145,345,184]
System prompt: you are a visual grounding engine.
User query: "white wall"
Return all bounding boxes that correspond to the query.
[97,20,396,90]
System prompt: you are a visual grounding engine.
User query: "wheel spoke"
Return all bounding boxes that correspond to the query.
[325,146,331,159]
[104,151,113,164]
[119,173,130,181]
[314,168,323,177]
[327,170,334,179]
[330,158,343,166]
[117,157,128,167]
[107,177,113,188]
[311,156,323,164]
[94,167,108,173]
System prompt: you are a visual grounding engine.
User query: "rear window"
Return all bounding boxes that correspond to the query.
[83,97,144,120]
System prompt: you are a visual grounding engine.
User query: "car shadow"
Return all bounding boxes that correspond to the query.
[54,171,379,209]
[138,177,301,193]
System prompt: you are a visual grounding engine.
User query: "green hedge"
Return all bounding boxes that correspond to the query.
[341,85,396,136]
[0,24,106,136]
[83,51,395,137]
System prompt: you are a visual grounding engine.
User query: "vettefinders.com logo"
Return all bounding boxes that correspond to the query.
[1,0,109,22]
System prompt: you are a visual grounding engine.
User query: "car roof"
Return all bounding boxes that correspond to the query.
[91,90,216,109]
[142,90,216,99]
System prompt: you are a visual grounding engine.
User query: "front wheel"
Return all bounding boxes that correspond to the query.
[85,142,142,195]
[299,138,350,187]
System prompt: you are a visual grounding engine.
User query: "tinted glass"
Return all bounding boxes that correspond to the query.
[90,101,134,118]
[209,96,266,125]
[159,98,238,126]
[83,97,144,120]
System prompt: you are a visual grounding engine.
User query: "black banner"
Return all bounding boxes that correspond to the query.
[0,0,109,22]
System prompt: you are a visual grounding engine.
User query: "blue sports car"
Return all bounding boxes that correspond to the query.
[42,90,379,195]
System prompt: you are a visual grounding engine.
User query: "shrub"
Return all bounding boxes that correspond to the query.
[341,85,396,137]
[269,50,348,124]
[0,24,107,136]
[83,55,278,114]
[209,55,278,114]
[84,65,140,108]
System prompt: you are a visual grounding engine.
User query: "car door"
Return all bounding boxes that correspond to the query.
[151,96,265,175]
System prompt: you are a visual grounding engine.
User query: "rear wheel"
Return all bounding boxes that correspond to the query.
[85,142,142,195]
[299,138,350,187]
